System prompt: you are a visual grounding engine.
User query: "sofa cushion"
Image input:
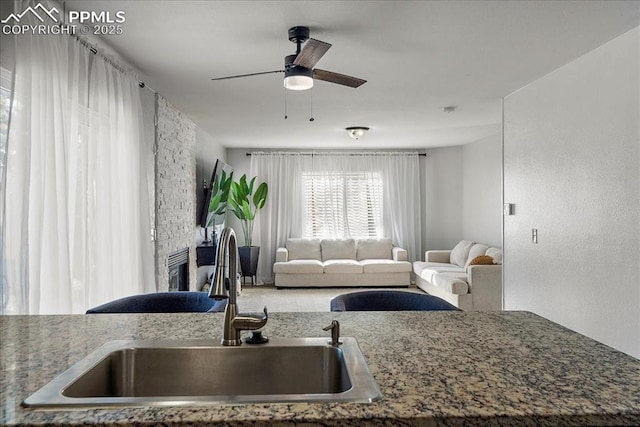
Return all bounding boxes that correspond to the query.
[273,259,323,274]
[413,261,454,275]
[286,238,322,260]
[356,238,393,261]
[465,244,489,268]
[413,261,462,280]
[432,273,470,295]
[450,240,475,267]
[361,259,412,273]
[486,247,503,265]
[323,259,363,274]
[418,265,466,283]
[321,239,357,261]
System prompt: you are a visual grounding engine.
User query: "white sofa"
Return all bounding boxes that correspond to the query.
[413,240,503,311]
[274,238,412,288]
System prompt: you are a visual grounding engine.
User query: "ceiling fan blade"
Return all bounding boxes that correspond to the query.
[211,70,283,81]
[313,69,366,88]
[293,38,332,69]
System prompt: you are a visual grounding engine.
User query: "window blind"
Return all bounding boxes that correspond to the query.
[302,171,383,239]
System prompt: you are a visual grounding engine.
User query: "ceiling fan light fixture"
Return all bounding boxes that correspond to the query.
[284,74,314,90]
[346,126,369,140]
[284,55,313,90]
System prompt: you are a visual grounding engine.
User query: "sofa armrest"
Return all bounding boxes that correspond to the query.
[392,247,408,262]
[467,265,502,311]
[276,247,288,263]
[425,250,451,263]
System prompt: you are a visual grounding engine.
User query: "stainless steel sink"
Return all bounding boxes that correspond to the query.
[22,337,381,408]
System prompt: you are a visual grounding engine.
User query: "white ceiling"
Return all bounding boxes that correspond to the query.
[67,0,639,149]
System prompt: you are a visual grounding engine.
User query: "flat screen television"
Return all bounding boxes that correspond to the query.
[199,159,233,242]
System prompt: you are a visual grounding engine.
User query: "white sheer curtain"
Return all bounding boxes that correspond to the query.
[1,16,154,314]
[250,152,422,284]
[251,153,305,284]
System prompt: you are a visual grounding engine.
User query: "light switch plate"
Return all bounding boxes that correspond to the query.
[504,203,515,215]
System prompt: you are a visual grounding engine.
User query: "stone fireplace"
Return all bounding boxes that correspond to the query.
[154,95,197,291]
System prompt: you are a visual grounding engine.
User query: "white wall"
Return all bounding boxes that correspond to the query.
[422,139,502,254]
[226,148,251,177]
[462,134,502,247]
[504,27,639,358]
[423,146,463,251]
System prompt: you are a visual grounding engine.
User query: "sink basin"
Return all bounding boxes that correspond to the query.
[22,337,381,408]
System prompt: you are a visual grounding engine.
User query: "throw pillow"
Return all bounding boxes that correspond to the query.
[464,244,489,269]
[485,247,503,265]
[356,238,393,260]
[321,239,357,261]
[469,255,494,266]
[286,238,322,260]
[450,240,475,267]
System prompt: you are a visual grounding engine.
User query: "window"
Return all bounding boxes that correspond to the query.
[302,171,383,239]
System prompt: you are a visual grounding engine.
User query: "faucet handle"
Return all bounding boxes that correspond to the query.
[323,320,342,346]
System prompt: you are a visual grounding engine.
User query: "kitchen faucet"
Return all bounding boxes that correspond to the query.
[323,320,342,346]
[209,227,268,346]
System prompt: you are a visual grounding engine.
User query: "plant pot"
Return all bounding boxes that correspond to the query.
[238,246,260,278]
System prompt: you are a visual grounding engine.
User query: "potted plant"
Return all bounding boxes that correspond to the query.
[197,169,233,272]
[206,169,233,230]
[229,174,268,283]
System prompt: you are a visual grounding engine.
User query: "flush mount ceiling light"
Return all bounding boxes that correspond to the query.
[346,126,370,140]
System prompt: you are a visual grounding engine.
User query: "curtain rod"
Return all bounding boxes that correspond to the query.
[60,2,154,92]
[246,152,428,157]
[74,37,154,92]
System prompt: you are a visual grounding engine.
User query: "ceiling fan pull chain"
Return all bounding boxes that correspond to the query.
[284,84,288,119]
[309,88,314,122]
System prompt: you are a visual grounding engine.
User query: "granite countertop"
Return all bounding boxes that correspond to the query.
[2,311,640,426]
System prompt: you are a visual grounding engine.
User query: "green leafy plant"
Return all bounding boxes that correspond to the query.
[206,170,233,227]
[229,174,268,246]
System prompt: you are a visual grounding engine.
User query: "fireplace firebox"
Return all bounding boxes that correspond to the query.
[167,247,189,291]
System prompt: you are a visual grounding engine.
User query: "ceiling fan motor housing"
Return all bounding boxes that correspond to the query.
[284,54,312,79]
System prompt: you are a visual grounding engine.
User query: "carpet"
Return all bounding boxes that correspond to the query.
[236,284,423,313]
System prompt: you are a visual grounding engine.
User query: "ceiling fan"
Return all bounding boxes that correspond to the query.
[211,26,366,91]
